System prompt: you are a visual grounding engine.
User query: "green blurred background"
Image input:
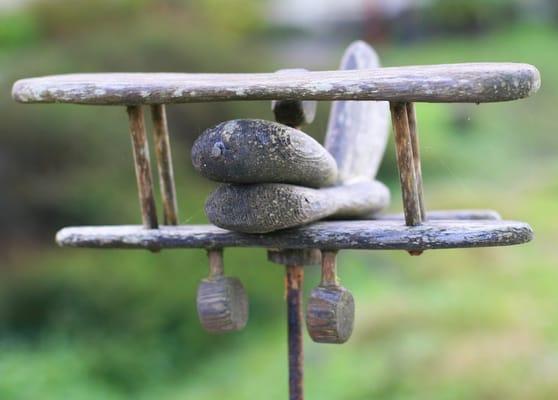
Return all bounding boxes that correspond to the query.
[0,0,557,399]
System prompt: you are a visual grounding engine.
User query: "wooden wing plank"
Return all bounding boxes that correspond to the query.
[13,63,540,105]
[56,218,533,251]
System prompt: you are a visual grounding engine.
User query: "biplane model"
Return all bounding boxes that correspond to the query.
[12,41,540,400]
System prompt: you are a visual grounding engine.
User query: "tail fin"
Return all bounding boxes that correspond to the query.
[324,41,390,184]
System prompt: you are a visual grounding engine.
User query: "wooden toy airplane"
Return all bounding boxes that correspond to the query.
[12,40,540,400]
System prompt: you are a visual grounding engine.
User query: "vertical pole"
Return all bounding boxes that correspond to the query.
[286,264,304,400]
[406,102,426,221]
[270,73,315,400]
[127,105,158,229]
[390,102,422,227]
[151,104,179,225]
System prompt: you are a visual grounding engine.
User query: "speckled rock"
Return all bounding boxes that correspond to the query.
[205,181,390,233]
[192,119,338,188]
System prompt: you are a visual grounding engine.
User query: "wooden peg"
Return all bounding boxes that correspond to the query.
[197,249,248,333]
[126,106,158,229]
[306,250,354,344]
[406,102,425,221]
[150,104,179,225]
[390,102,422,226]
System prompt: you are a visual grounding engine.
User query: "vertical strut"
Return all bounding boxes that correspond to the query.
[127,106,158,229]
[406,102,426,221]
[390,102,422,226]
[286,264,304,400]
[151,104,179,225]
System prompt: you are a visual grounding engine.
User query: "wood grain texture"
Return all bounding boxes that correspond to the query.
[126,106,158,229]
[406,102,426,220]
[306,251,355,344]
[197,248,249,333]
[374,209,501,221]
[390,102,422,226]
[207,248,224,277]
[151,104,179,225]
[324,40,389,184]
[306,286,354,344]
[320,251,338,286]
[196,276,249,333]
[192,119,337,188]
[204,181,390,233]
[13,63,540,105]
[55,219,533,251]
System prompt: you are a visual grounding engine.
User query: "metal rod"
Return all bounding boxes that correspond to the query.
[150,104,179,225]
[390,102,422,226]
[406,102,426,221]
[126,105,158,229]
[286,264,304,400]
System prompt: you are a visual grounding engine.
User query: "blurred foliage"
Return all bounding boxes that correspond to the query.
[0,0,557,399]
[0,12,39,49]
[429,0,517,34]
[0,0,270,243]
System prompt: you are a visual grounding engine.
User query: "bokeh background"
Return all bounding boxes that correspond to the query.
[0,0,557,399]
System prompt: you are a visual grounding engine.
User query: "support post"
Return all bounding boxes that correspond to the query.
[151,104,179,225]
[406,102,425,220]
[390,102,422,226]
[127,106,158,229]
[286,264,304,400]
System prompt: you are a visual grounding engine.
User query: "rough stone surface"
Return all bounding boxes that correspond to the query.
[192,119,337,188]
[204,181,389,233]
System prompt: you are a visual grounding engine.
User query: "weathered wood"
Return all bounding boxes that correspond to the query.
[406,102,425,220]
[197,249,249,333]
[374,209,501,221]
[286,264,304,400]
[12,63,540,105]
[205,181,390,233]
[55,219,533,251]
[192,119,337,188]
[151,104,179,225]
[307,251,354,344]
[126,106,158,229]
[320,251,338,286]
[208,248,224,277]
[324,40,390,184]
[390,102,422,226]
[271,69,316,128]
